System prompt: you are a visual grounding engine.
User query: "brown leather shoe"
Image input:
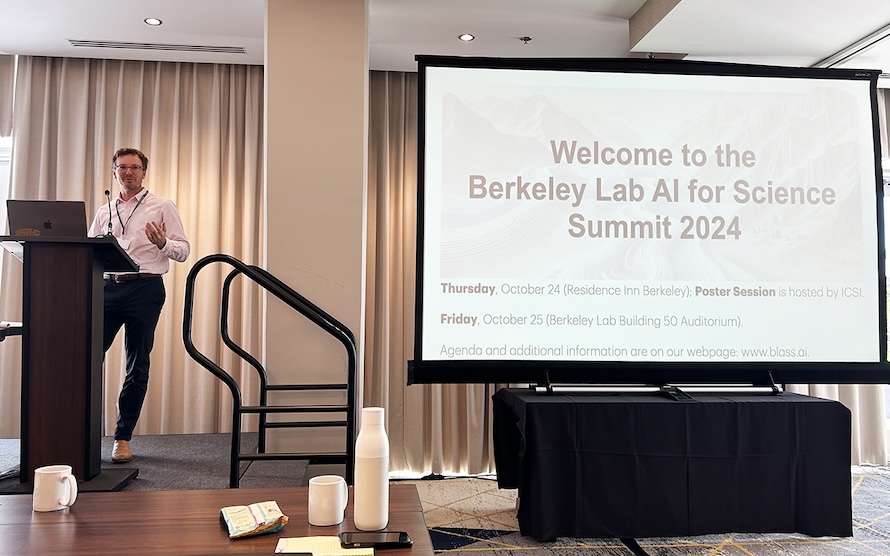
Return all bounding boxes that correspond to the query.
[112,440,133,463]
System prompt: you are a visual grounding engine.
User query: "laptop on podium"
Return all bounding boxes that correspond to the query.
[6,200,88,237]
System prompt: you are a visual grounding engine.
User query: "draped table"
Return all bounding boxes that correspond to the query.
[493,388,852,541]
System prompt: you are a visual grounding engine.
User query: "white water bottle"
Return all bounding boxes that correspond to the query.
[353,407,390,531]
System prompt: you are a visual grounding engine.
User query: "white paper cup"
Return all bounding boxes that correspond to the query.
[33,464,78,512]
[308,474,348,526]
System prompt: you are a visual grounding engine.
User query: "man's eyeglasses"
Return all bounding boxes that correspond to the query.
[114,165,144,173]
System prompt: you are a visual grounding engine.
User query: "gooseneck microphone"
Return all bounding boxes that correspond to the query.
[104,189,113,236]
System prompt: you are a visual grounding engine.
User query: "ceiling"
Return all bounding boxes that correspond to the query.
[2,0,890,80]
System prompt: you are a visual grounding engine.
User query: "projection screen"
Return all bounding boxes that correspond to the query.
[408,56,888,385]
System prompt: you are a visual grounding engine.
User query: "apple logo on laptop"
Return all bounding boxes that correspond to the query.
[43,220,53,230]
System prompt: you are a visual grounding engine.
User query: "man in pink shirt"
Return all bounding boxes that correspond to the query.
[88,148,190,463]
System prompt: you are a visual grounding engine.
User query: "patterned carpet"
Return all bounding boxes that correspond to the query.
[405,465,890,555]
[0,434,308,492]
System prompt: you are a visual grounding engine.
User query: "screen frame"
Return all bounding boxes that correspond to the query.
[409,55,888,385]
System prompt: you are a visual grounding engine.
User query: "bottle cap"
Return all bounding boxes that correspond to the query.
[361,407,385,425]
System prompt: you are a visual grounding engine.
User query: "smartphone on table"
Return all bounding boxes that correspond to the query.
[339,531,413,549]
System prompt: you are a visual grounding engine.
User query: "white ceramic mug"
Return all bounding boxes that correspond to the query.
[308,474,348,526]
[33,464,78,512]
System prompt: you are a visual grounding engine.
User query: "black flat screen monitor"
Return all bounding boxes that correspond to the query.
[408,56,888,385]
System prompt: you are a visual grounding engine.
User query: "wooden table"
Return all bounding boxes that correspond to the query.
[0,483,432,555]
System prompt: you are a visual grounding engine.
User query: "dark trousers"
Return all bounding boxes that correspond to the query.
[103,277,166,441]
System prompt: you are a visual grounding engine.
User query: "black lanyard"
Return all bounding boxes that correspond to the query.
[114,190,149,235]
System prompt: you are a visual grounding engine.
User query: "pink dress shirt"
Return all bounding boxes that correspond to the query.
[88,189,190,274]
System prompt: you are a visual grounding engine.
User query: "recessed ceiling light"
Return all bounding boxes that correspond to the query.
[144,18,163,26]
[458,34,475,42]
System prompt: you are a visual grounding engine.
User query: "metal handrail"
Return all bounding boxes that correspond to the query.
[182,253,357,487]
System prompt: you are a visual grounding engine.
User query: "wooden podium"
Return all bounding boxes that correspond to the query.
[0,235,138,492]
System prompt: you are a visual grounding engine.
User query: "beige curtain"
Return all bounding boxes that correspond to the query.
[366,71,498,475]
[3,60,887,471]
[0,55,13,136]
[0,56,266,438]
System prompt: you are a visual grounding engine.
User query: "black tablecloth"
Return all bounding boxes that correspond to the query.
[493,388,852,541]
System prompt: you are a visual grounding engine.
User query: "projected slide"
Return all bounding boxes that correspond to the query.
[417,60,882,373]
